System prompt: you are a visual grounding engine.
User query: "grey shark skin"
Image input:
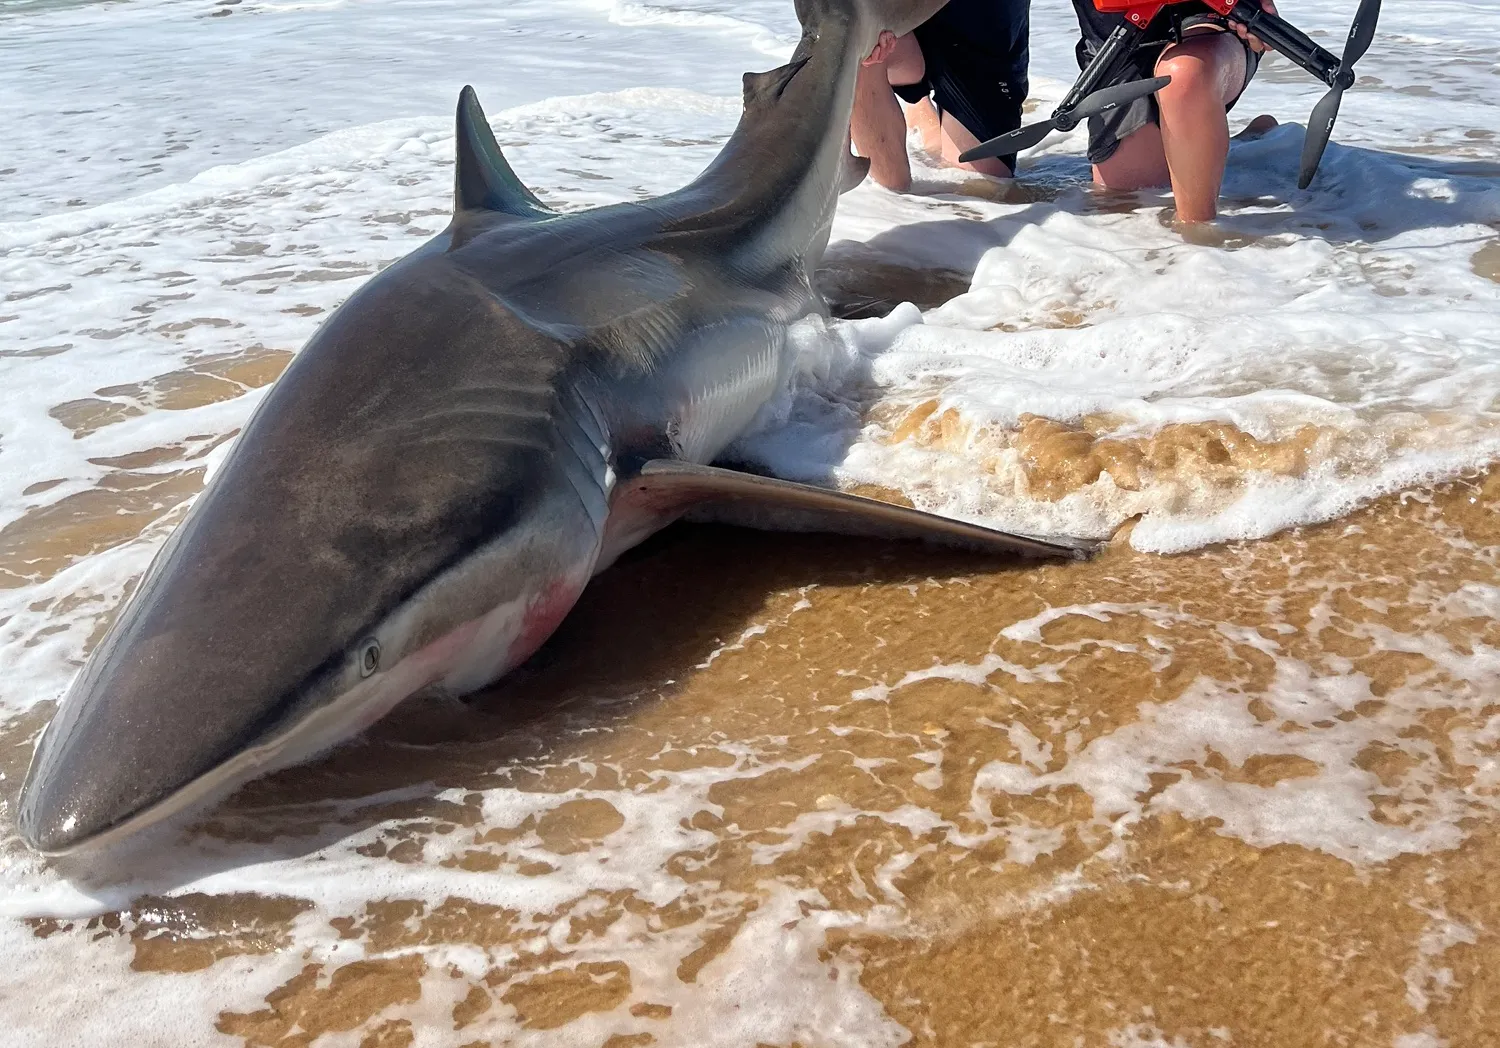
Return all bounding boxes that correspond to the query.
[17,0,1086,855]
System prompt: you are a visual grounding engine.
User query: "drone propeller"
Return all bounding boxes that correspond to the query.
[1297,0,1381,188]
[959,76,1171,165]
[959,115,1055,162]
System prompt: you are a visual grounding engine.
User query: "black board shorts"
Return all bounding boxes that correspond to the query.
[1070,0,1260,164]
[892,0,1030,172]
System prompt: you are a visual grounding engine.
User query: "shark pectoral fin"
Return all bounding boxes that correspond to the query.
[454,86,552,218]
[623,460,1097,560]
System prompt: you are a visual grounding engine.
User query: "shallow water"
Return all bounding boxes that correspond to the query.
[7,475,1500,1046]
[2,0,1499,1044]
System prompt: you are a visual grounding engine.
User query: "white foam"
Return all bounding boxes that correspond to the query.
[734,147,1500,550]
[0,916,308,1048]
[1108,1026,1194,1048]
[1404,906,1477,1015]
[1,0,1498,1043]
[1393,1033,1450,1048]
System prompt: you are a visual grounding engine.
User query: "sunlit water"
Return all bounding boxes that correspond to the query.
[1,1,1499,1045]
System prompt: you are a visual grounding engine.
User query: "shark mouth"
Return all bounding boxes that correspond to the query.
[30,568,593,857]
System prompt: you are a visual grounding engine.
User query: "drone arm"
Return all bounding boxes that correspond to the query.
[1052,21,1149,129]
[1225,1,1344,86]
[958,19,1152,163]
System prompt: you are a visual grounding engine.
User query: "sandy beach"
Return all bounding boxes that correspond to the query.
[8,463,1500,1045]
[2,0,1499,1044]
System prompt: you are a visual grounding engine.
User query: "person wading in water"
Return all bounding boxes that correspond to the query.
[851,0,1031,192]
[1070,0,1279,222]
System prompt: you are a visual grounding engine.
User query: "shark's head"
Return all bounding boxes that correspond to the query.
[17,93,615,856]
[17,235,606,855]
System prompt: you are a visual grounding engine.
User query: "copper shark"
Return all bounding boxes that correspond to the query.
[18,0,1088,854]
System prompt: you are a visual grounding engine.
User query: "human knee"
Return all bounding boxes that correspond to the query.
[1158,35,1245,106]
[885,32,926,87]
[1155,50,1217,102]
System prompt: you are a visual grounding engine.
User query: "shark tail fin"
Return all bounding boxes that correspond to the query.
[454,86,551,218]
[608,460,1097,561]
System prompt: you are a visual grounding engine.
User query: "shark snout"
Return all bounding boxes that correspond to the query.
[15,674,195,856]
[16,664,229,854]
[12,551,375,855]
[16,766,108,856]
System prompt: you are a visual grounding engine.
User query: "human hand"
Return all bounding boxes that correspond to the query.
[863,30,897,66]
[1233,0,1278,54]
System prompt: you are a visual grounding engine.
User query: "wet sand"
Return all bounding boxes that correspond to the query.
[7,461,1500,1046]
[3,255,1500,1046]
[3,0,1499,1039]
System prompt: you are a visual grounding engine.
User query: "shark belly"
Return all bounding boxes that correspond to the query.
[665,313,791,466]
[596,311,794,571]
[436,558,598,695]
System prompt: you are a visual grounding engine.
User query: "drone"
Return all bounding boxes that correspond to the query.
[960,0,1382,189]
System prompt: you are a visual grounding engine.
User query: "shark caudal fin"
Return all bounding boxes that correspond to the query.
[454,86,552,218]
[611,460,1098,560]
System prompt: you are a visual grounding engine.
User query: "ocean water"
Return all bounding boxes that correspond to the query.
[2,0,1499,1045]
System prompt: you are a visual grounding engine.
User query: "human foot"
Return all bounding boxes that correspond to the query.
[1233,113,1279,141]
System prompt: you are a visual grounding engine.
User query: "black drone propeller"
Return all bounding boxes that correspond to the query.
[960,76,1170,164]
[1295,0,1381,188]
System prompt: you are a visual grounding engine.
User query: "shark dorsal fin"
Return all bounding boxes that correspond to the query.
[454,86,551,218]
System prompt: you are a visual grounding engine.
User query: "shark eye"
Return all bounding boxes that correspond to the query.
[359,639,382,678]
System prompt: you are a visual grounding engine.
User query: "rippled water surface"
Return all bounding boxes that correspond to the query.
[2,1,1499,1045]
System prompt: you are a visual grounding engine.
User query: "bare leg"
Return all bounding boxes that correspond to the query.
[853,61,913,191]
[907,96,944,158]
[1155,31,1246,221]
[902,95,1013,178]
[852,31,1017,188]
[1091,120,1169,191]
[1092,29,1249,222]
[935,112,1015,179]
[851,33,926,192]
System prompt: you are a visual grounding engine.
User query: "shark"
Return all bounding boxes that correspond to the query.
[17,0,1089,855]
